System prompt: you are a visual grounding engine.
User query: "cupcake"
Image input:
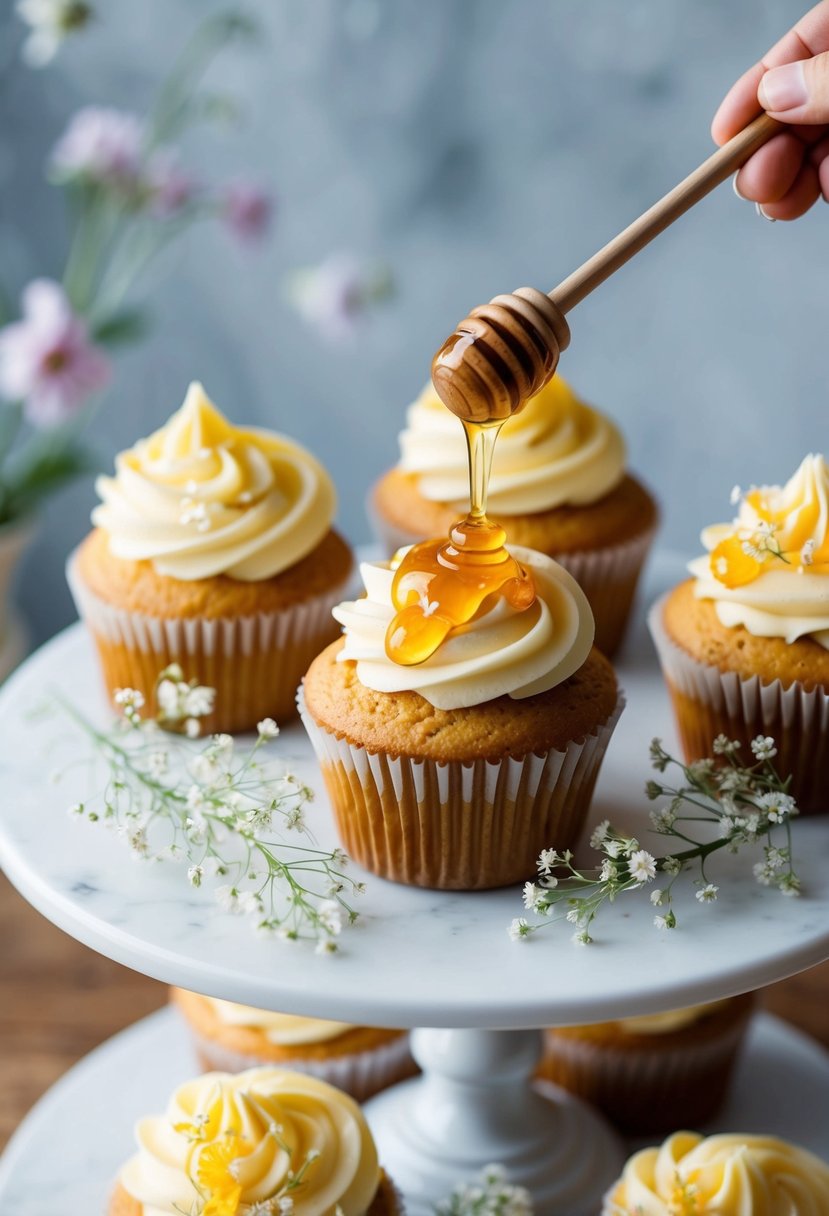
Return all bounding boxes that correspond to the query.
[650,454,829,815]
[68,381,353,734]
[603,1130,829,1214]
[109,1066,401,1215]
[172,987,415,1102]
[537,994,755,1136]
[371,376,658,655]
[299,546,623,890]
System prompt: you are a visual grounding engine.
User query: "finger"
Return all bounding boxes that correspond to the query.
[713,0,829,143]
[757,161,821,219]
[760,50,829,124]
[811,134,829,197]
[734,132,804,201]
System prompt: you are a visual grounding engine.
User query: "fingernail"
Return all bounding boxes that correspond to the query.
[733,175,747,200]
[758,61,808,112]
[756,202,777,223]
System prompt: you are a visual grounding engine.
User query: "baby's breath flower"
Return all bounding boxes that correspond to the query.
[508,917,531,942]
[713,734,740,756]
[257,718,279,739]
[649,806,676,832]
[589,820,610,848]
[751,735,778,761]
[755,791,797,823]
[536,848,559,875]
[649,738,670,772]
[187,864,204,888]
[628,850,657,884]
[572,929,592,946]
[650,888,665,906]
[522,882,540,911]
[695,883,719,903]
[654,911,676,930]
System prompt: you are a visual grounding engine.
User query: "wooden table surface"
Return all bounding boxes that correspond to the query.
[0,870,827,1152]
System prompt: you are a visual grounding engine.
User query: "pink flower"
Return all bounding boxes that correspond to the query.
[146,151,194,217]
[221,180,272,243]
[0,280,110,426]
[287,253,393,344]
[51,107,144,188]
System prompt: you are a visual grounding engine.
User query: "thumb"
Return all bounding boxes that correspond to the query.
[758,53,829,123]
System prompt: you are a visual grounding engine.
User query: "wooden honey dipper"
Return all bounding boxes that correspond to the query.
[432,113,781,423]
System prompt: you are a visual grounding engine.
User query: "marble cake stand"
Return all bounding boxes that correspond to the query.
[1,557,828,1213]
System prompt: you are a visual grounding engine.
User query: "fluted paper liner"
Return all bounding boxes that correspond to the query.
[67,551,349,735]
[299,686,625,891]
[538,1000,754,1135]
[649,592,829,815]
[370,503,655,658]
[189,1028,417,1103]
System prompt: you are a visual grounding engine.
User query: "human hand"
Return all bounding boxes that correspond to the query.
[713,0,829,219]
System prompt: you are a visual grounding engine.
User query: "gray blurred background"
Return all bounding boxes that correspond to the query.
[0,0,824,645]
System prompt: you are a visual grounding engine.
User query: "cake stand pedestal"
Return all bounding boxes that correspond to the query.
[366,1029,623,1214]
[0,556,827,1213]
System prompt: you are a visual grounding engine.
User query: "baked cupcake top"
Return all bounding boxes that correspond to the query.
[332,546,594,710]
[93,381,336,581]
[118,1066,380,1216]
[604,1130,829,1215]
[689,454,829,647]
[397,376,625,514]
[609,1000,729,1036]
[205,998,354,1046]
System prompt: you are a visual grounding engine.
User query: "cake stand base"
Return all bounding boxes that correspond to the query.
[364,1028,624,1216]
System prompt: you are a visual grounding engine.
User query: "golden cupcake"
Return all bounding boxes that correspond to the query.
[300,545,623,890]
[68,381,353,733]
[371,376,657,655]
[172,988,415,1102]
[603,1129,829,1214]
[650,454,829,814]
[538,994,755,1135]
[109,1065,401,1216]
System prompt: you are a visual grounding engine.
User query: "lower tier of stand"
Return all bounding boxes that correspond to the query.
[0,1009,827,1216]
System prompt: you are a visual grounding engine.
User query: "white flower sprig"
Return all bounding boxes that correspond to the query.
[435,1165,533,1216]
[62,668,365,953]
[509,734,801,946]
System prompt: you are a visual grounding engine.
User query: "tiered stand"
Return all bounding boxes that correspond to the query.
[1,555,828,1215]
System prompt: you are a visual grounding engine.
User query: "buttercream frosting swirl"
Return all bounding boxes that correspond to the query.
[614,1000,726,1037]
[206,998,354,1046]
[93,381,336,580]
[690,455,829,649]
[119,1067,380,1216]
[604,1130,829,1215]
[397,376,626,514]
[333,546,594,710]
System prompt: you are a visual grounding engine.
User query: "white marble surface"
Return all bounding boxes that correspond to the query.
[0,556,828,1029]
[0,1010,826,1216]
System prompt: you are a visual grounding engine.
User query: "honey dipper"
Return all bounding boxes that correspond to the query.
[432,112,781,424]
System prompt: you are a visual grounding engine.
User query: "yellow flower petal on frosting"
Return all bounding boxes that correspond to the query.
[710,537,762,588]
[197,1134,252,1214]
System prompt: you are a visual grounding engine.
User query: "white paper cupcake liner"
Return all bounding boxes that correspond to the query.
[67,550,349,734]
[189,1027,417,1103]
[368,503,655,658]
[649,591,829,814]
[298,686,625,890]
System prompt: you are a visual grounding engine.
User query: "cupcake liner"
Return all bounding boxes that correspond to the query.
[67,551,349,735]
[538,1001,754,1135]
[189,1028,417,1103]
[369,503,655,658]
[649,592,829,815]
[298,686,625,891]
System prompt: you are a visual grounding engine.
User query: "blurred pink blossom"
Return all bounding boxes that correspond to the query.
[51,106,144,187]
[222,180,272,242]
[147,151,194,217]
[287,253,392,344]
[0,280,110,426]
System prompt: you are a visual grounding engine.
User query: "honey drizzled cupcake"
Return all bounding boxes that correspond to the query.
[537,994,755,1136]
[650,454,829,814]
[109,1066,402,1216]
[299,546,623,890]
[68,381,353,733]
[602,1130,829,1214]
[371,376,657,655]
[172,988,415,1102]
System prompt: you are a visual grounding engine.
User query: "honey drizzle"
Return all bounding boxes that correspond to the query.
[385,419,536,666]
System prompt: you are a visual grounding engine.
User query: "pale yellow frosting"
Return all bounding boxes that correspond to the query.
[398,376,626,514]
[333,546,594,710]
[206,998,355,1046]
[93,381,336,580]
[604,1131,829,1215]
[690,455,829,648]
[119,1067,380,1216]
[616,1001,726,1037]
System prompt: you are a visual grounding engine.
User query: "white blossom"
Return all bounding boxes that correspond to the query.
[257,718,279,739]
[317,900,343,936]
[650,889,665,906]
[696,883,719,903]
[536,848,559,875]
[750,735,778,761]
[589,820,610,849]
[628,850,657,884]
[187,864,204,888]
[508,917,531,942]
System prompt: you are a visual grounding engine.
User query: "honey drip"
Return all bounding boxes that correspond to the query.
[385,419,536,666]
